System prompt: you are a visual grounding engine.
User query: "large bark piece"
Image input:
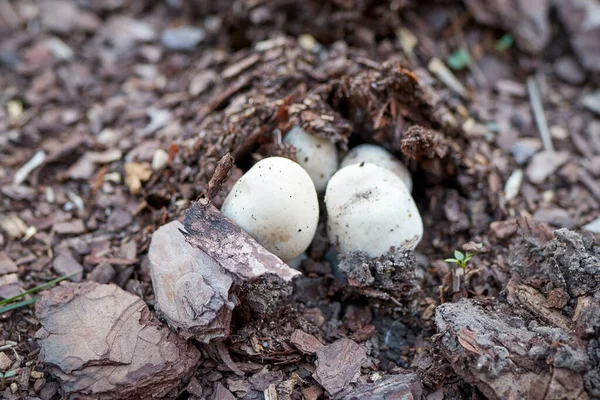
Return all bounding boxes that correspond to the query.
[35,282,201,399]
[508,227,600,337]
[435,299,589,400]
[148,199,300,343]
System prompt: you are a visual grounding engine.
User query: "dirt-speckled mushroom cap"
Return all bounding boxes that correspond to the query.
[325,162,423,257]
[283,126,338,192]
[221,157,319,261]
[340,144,413,192]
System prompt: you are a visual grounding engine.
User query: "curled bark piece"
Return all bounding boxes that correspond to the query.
[183,198,301,282]
[35,282,201,399]
[149,220,235,342]
[149,200,300,343]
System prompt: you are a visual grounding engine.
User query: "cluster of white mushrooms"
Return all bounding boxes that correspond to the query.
[220,127,424,265]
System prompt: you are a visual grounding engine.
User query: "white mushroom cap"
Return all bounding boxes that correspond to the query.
[340,144,413,192]
[283,126,338,192]
[221,157,319,261]
[325,163,423,258]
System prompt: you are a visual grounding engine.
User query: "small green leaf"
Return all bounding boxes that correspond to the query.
[3,370,17,379]
[495,34,513,52]
[444,258,458,263]
[486,122,500,133]
[447,48,472,71]
[454,250,465,261]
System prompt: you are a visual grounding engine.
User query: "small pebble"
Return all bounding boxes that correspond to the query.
[504,169,523,201]
[533,208,575,229]
[510,139,541,165]
[88,262,116,284]
[525,150,570,184]
[583,217,600,234]
[161,27,205,51]
[582,90,600,116]
[152,149,169,171]
[553,56,586,85]
[30,370,44,379]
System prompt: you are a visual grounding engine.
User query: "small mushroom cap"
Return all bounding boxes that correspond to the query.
[221,157,319,261]
[283,126,338,192]
[340,144,413,192]
[325,163,423,258]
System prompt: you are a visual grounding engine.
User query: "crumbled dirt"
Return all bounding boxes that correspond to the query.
[1,0,600,399]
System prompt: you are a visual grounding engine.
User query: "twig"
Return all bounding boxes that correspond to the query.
[199,75,253,121]
[468,59,487,88]
[84,256,137,265]
[0,343,16,352]
[527,76,554,152]
[206,153,234,200]
[13,151,45,186]
[427,58,468,99]
[578,168,600,203]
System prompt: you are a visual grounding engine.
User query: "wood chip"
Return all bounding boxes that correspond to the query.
[53,219,85,235]
[313,338,366,395]
[124,162,152,194]
[0,352,12,371]
[213,382,236,400]
[290,329,324,354]
[222,54,261,79]
[52,251,83,282]
[0,252,18,275]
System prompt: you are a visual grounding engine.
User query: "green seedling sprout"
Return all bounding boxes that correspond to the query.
[444,243,482,270]
[495,34,514,52]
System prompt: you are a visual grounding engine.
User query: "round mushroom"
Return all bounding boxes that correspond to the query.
[221,157,319,261]
[340,144,413,192]
[325,163,423,258]
[283,126,338,192]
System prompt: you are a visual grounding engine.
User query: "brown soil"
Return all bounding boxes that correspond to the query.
[1,1,599,399]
